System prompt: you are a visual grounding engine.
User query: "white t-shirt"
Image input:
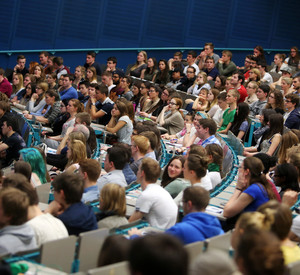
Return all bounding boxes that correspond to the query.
[183,63,200,76]
[27,213,68,246]
[261,72,273,85]
[208,171,222,189]
[212,108,225,126]
[117,115,133,145]
[136,184,178,230]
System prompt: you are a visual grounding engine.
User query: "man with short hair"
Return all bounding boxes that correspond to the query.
[216,50,237,77]
[111,71,125,97]
[292,76,300,96]
[129,158,178,229]
[257,62,273,85]
[129,234,188,275]
[84,51,102,76]
[0,188,37,255]
[101,71,116,93]
[45,172,98,236]
[249,84,269,117]
[198,42,220,70]
[53,56,70,79]
[0,68,12,98]
[4,174,68,246]
[230,71,248,103]
[166,186,223,244]
[243,55,258,80]
[106,56,123,75]
[168,51,184,70]
[78,80,90,105]
[130,135,150,175]
[0,116,26,167]
[97,147,127,194]
[203,56,219,81]
[39,51,50,68]
[79,159,101,203]
[13,55,29,77]
[212,92,228,125]
[194,118,221,147]
[60,74,78,103]
[90,84,114,125]
[284,94,300,130]
[183,50,200,76]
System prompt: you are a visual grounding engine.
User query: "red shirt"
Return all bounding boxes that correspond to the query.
[0,78,12,98]
[238,85,248,103]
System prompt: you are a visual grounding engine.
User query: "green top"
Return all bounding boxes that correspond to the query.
[218,108,236,131]
[164,178,191,198]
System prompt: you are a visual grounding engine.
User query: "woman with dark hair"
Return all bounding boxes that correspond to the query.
[12,83,36,110]
[253,45,266,64]
[47,72,58,90]
[154,59,170,85]
[270,53,289,74]
[105,100,133,145]
[265,89,284,114]
[157,97,184,135]
[223,157,276,218]
[205,143,223,188]
[161,156,189,198]
[141,57,158,82]
[128,51,147,78]
[139,85,163,118]
[272,163,300,197]
[214,75,226,92]
[120,76,133,101]
[285,46,300,69]
[27,81,48,115]
[245,113,283,157]
[229,102,250,140]
[24,89,61,126]
[86,66,98,84]
[133,80,149,112]
[33,64,46,82]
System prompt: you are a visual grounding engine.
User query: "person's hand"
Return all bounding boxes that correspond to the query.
[218,58,224,64]
[24,114,33,120]
[45,200,64,216]
[128,227,143,237]
[185,123,192,132]
[139,111,147,117]
[199,51,206,59]
[31,93,39,100]
[163,105,170,111]
[282,190,298,207]
[14,64,20,71]
[185,99,194,104]
[236,170,247,190]
[161,134,169,139]
[91,96,96,103]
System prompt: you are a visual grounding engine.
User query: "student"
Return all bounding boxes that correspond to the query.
[129,158,178,230]
[2,174,68,246]
[0,188,37,255]
[218,89,239,134]
[130,135,150,175]
[79,159,101,203]
[45,172,98,236]
[166,186,224,244]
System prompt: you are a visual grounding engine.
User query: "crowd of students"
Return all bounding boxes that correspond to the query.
[0,44,300,274]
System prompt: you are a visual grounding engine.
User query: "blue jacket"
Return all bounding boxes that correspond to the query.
[60,86,78,101]
[166,212,224,245]
[285,108,300,130]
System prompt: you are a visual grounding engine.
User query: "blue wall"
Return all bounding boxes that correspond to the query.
[0,0,299,72]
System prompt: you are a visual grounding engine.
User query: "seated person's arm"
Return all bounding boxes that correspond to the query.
[223,192,253,218]
[266,134,281,156]
[129,210,144,223]
[237,130,246,140]
[106,120,126,134]
[0,143,9,152]
[218,122,232,134]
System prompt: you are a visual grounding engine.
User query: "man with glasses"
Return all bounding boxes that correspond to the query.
[177,66,196,92]
[284,94,300,130]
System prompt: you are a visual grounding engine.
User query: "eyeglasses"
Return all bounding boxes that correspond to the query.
[162,91,169,96]
[149,89,156,93]
[187,71,194,74]
[169,102,177,106]
[285,100,292,103]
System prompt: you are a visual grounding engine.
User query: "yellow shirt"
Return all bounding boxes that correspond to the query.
[281,245,300,265]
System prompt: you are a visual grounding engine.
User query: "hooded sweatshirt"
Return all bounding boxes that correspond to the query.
[0,224,37,256]
[166,212,224,245]
[58,202,98,236]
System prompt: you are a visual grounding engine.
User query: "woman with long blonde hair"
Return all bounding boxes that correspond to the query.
[128,51,147,78]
